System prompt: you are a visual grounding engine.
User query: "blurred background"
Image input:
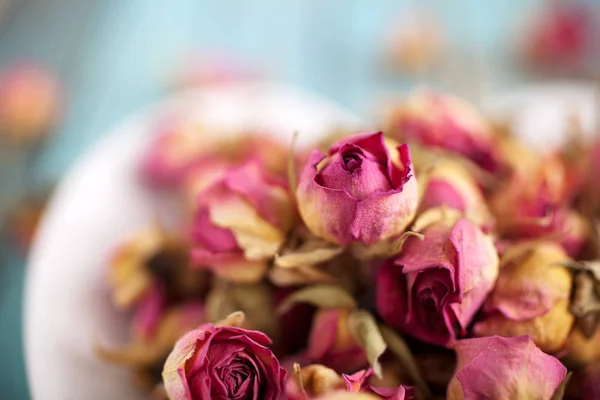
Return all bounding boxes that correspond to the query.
[0,0,598,397]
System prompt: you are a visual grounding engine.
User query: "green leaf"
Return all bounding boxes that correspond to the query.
[276,284,357,314]
[347,310,387,379]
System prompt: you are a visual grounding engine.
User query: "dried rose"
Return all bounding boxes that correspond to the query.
[191,160,295,283]
[306,308,367,374]
[343,368,415,400]
[447,335,567,400]
[522,0,599,75]
[473,242,574,353]
[376,218,499,346]
[108,225,206,310]
[162,313,286,400]
[385,91,501,172]
[418,159,493,227]
[0,63,61,144]
[142,115,288,188]
[489,154,585,256]
[296,132,418,248]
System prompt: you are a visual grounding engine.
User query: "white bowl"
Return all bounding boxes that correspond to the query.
[25,81,598,400]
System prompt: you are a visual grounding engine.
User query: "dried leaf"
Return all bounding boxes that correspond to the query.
[288,131,299,196]
[276,284,357,315]
[275,245,344,269]
[293,363,306,396]
[411,206,461,233]
[351,231,424,260]
[550,371,572,400]
[215,311,246,328]
[269,264,338,287]
[347,310,387,379]
[379,324,431,398]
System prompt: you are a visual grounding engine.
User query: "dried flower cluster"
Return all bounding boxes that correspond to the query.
[101,89,600,400]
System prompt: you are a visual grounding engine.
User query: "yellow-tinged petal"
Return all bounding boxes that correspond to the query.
[210,194,285,260]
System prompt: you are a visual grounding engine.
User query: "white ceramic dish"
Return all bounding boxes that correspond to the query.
[25,81,598,400]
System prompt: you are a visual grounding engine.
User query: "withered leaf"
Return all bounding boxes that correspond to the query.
[379,324,431,398]
[347,310,386,379]
[550,371,572,400]
[276,284,357,315]
[275,245,344,269]
[215,311,246,328]
[292,363,306,396]
[351,231,424,260]
[268,264,338,287]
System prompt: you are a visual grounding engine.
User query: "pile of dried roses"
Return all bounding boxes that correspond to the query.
[99,90,600,400]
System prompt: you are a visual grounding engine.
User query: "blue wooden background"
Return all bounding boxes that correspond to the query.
[0,0,572,397]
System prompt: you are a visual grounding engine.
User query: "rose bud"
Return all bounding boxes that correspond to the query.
[162,313,286,400]
[418,159,493,227]
[343,368,415,400]
[296,132,418,248]
[385,91,501,172]
[447,335,567,400]
[191,160,295,283]
[376,218,499,347]
[0,63,61,145]
[306,308,367,374]
[473,242,574,353]
[490,153,585,256]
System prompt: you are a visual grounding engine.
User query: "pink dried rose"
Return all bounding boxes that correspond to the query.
[191,160,295,283]
[386,91,501,172]
[162,316,286,400]
[306,308,367,374]
[141,115,288,188]
[343,368,415,400]
[447,335,567,400]
[418,159,493,227]
[108,225,207,311]
[0,63,61,144]
[285,365,414,400]
[296,132,418,247]
[489,154,585,256]
[376,218,499,347]
[474,242,574,353]
[522,0,599,75]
